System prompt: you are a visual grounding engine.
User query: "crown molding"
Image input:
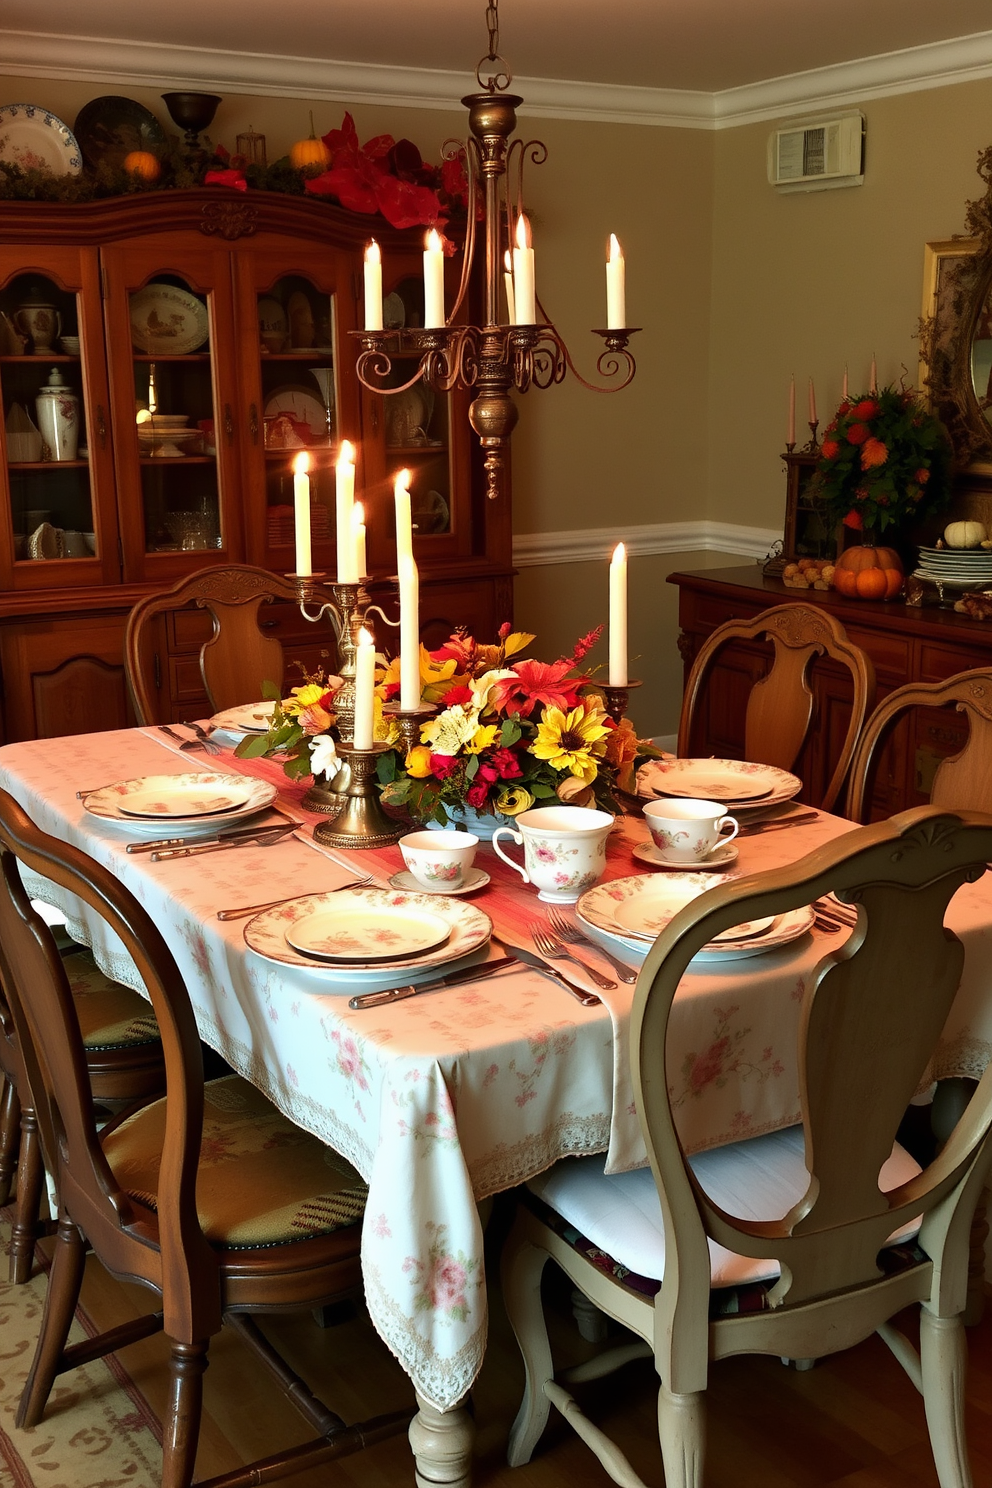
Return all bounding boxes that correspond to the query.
[2,27,991,130]
[512,520,780,568]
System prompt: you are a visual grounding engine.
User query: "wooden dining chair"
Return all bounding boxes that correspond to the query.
[503,804,992,1488]
[124,565,306,725]
[677,603,875,812]
[0,934,165,1284]
[0,789,411,1488]
[846,668,992,823]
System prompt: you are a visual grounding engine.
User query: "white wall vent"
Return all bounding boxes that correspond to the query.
[768,111,864,193]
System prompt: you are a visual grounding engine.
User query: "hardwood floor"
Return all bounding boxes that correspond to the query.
[63,1198,992,1488]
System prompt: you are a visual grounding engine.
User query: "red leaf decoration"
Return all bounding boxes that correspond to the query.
[204,168,247,192]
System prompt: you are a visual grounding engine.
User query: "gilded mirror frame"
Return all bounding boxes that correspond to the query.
[919,145,992,481]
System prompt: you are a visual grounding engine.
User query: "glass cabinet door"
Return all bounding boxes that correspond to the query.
[233,241,359,573]
[0,247,120,589]
[101,240,243,582]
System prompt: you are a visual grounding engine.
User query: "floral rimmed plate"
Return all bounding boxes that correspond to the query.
[636,758,801,811]
[117,778,257,818]
[286,902,450,963]
[0,104,82,177]
[209,701,276,737]
[243,888,492,988]
[578,906,816,965]
[130,283,209,354]
[83,772,276,835]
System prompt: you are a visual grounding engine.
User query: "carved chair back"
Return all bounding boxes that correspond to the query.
[124,565,303,725]
[846,668,992,823]
[677,602,875,812]
[634,804,992,1388]
[0,789,220,1338]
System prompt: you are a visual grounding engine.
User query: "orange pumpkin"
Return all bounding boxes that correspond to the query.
[831,545,903,601]
[122,150,161,182]
[290,112,331,171]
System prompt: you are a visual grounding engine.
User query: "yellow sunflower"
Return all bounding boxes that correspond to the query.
[530,699,611,785]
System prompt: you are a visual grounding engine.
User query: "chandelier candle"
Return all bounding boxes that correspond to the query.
[609,542,628,688]
[335,440,357,583]
[394,469,413,564]
[293,452,311,577]
[513,214,536,324]
[504,249,516,325]
[788,376,796,447]
[363,240,383,331]
[808,378,816,426]
[606,234,625,330]
[352,501,367,577]
[353,627,376,751]
[399,554,420,711]
[423,229,446,328]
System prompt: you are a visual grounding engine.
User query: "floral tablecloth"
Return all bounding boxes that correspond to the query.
[1,727,990,1412]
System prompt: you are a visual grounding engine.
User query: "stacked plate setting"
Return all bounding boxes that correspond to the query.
[635,757,802,813]
[914,545,992,591]
[575,875,815,965]
[83,771,277,837]
[243,888,493,995]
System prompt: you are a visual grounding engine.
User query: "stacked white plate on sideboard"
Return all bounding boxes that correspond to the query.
[914,545,992,593]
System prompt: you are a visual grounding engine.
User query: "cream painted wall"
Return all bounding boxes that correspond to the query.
[707,78,992,530]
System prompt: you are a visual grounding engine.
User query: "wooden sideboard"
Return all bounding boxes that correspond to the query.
[668,565,992,816]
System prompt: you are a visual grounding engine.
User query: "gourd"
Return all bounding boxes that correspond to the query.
[122,150,161,182]
[831,545,904,601]
[943,520,987,549]
[290,113,331,172]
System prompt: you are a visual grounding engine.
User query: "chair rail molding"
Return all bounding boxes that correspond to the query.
[3,27,992,129]
[512,520,781,568]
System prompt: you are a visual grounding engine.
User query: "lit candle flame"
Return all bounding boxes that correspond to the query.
[358,626,373,647]
[338,439,355,465]
[609,233,622,261]
[425,228,443,252]
[293,450,310,476]
[504,249,513,273]
[515,213,532,249]
[365,239,380,266]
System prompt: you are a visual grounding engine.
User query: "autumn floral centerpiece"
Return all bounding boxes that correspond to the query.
[808,385,951,538]
[238,625,659,828]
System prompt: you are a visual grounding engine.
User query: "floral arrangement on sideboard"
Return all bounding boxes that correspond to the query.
[807,385,952,538]
[0,111,469,238]
[237,625,660,826]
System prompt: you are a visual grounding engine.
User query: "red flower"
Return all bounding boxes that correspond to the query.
[570,625,603,664]
[837,401,851,416]
[846,423,870,446]
[302,111,448,230]
[204,168,247,192]
[842,510,864,529]
[489,747,522,780]
[432,632,475,667]
[851,399,879,421]
[439,684,473,707]
[820,439,840,460]
[915,468,930,484]
[860,437,889,469]
[466,781,490,808]
[430,753,460,780]
[488,658,584,718]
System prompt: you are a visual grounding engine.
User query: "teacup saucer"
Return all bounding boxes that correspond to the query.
[632,840,739,872]
[389,867,491,896]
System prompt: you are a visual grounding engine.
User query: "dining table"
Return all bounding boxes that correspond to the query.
[1,724,991,1488]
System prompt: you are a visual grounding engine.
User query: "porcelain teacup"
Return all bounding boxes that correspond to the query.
[399,830,478,890]
[492,806,613,903]
[642,797,739,864]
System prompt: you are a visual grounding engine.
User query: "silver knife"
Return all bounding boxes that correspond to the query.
[127,820,297,854]
[150,825,297,861]
[491,934,601,1007]
[349,955,519,1010]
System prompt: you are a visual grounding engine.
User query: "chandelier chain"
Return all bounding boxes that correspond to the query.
[476,0,512,91]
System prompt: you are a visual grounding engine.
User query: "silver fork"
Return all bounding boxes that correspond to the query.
[530,925,616,990]
[159,724,220,756]
[546,907,637,985]
[216,875,374,920]
[188,720,220,749]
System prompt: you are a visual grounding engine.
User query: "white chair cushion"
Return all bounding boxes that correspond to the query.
[528,1125,922,1290]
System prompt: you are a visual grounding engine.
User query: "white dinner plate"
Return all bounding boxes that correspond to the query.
[577,901,815,965]
[83,772,277,835]
[117,778,257,819]
[209,701,277,737]
[637,758,802,812]
[577,873,713,941]
[0,103,82,177]
[243,888,492,991]
[286,902,450,963]
[129,283,209,355]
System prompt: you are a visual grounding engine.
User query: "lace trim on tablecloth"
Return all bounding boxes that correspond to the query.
[466,1113,611,1198]
[22,870,146,993]
[928,1034,992,1085]
[362,1257,489,1412]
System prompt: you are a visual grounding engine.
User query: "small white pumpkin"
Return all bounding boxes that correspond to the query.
[943,520,987,549]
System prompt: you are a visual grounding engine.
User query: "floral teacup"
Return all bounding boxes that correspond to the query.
[492,806,613,903]
[399,830,478,890]
[642,797,739,864]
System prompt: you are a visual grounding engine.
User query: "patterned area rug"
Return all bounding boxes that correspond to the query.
[0,1211,162,1488]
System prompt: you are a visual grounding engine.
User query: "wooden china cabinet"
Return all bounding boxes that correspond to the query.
[0,189,512,742]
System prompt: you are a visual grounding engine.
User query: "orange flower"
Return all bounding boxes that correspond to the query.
[915,467,930,484]
[820,439,840,459]
[860,437,889,469]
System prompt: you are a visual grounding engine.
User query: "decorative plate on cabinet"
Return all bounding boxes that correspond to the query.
[129,283,208,354]
[0,103,82,176]
[73,96,166,170]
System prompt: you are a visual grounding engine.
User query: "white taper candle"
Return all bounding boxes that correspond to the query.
[363,240,383,331]
[606,233,625,329]
[335,440,357,583]
[399,554,421,711]
[293,451,311,577]
[512,214,535,325]
[609,542,628,688]
[423,228,445,329]
[352,627,376,751]
[394,469,413,564]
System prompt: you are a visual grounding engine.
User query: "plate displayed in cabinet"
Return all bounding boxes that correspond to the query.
[130,284,208,354]
[258,297,288,353]
[263,386,327,443]
[0,104,82,177]
[287,291,316,349]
